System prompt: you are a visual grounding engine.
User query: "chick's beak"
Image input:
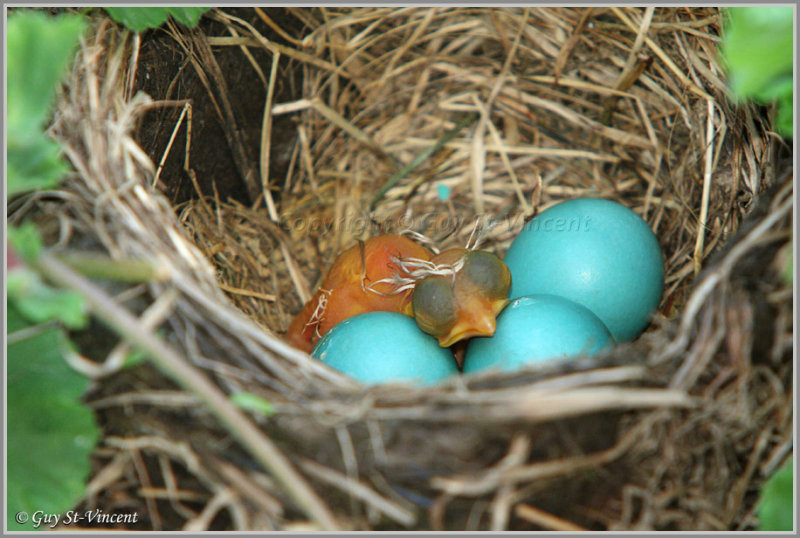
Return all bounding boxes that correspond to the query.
[489,296,510,317]
[436,296,510,347]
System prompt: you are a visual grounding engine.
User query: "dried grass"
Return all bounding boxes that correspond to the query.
[12,7,792,531]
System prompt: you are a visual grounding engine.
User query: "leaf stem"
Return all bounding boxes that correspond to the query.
[56,252,169,282]
[33,250,341,531]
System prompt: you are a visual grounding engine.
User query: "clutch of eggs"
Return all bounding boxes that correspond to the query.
[307,198,663,380]
[503,198,664,343]
[465,198,663,374]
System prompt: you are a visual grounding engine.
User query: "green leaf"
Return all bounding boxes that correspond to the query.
[230,392,275,417]
[123,347,148,369]
[104,7,169,31]
[8,223,44,264]
[758,460,794,531]
[721,6,794,137]
[8,224,89,330]
[8,269,90,330]
[7,304,100,531]
[7,11,86,132]
[8,134,71,197]
[104,7,210,32]
[782,245,793,286]
[722,7,793,97]
[776,90,794,139]
[167,7,211,27]
[7,10,86,196]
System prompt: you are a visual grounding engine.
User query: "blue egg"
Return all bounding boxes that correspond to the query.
[311,312,458,386]
[462,295,614,374]
[504,198,664,342]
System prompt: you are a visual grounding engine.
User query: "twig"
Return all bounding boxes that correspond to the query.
[157,454,202,519]
[668,303,725,390]
[169,22,261,202]
[183,488,236,531]
[511,386,695,419]
[33,251,341,531]
[311,98,398,165]
[138,486,206,503]
[215,458,284,518]
[67,288,180,379]
[254,7,305,46]
[760,438,793,478]
[258,50,281,221]
[515,503,590,531]
[402,137,621,162]
[484,109,532,216]
[7,320,60,346]
[725,428,772,526]
[124,31,141,102]
[431,62,654,148]
[470,101,487,215]
[130,447,162,530]
[430,421,644,496]
[83,452,132,507]
[90,390,200,409]
[210,10,343,76]
[105,435,218,491]
[296,125,318,193]
[372,8,437,99]
[655,194,793,364]
[611,7,713,100]
[553,8,594,83]
[370,112,479,210]
[693,99,716,275]
[153,101,192,188]
[490,483,514,531]
[272,98,397,167]
[224,22,268,89]
[218,282,277,302]
[299,458,417,527]
[599,6,654,125]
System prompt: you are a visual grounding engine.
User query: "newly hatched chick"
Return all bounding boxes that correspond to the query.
[286,234,432,352]
[410,248,511,347]
[287,236,511,352]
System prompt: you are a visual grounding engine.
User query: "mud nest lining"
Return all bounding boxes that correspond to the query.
[12,7,793,531]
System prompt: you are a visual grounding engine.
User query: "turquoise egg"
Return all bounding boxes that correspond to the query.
[503,198,664,342]
[462,294,614,374]
[311,312,458,386]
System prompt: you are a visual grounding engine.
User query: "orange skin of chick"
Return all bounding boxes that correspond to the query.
[286,234,433,352]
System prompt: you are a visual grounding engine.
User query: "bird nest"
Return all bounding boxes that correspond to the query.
[14,7,792,531]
